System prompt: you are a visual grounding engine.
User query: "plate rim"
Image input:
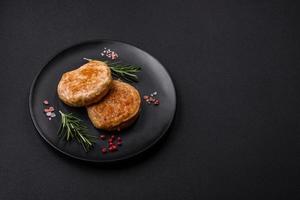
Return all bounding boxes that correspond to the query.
[29,39,176,163]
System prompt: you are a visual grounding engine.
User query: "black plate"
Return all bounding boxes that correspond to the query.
[29,40,176,162]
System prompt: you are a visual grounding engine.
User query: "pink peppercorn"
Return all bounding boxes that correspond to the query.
[101,147,107,154]
[108,146,114,152]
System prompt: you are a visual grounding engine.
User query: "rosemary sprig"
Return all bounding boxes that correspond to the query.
[83,58,142,82]
[58,111,96,152]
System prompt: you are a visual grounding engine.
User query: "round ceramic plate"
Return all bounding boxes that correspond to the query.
[29,40,176,162]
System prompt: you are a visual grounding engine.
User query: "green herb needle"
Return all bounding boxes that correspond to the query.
[58,111,96,152]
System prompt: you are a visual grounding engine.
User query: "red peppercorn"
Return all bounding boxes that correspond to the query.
[112,145,118,151]
[101,147,107,154]
[99,134,123,154]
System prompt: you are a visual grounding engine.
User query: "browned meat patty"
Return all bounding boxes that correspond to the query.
[57,60,112,107]
[86,80,141,131]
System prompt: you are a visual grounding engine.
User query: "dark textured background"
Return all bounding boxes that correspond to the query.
[0,0,299,199]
